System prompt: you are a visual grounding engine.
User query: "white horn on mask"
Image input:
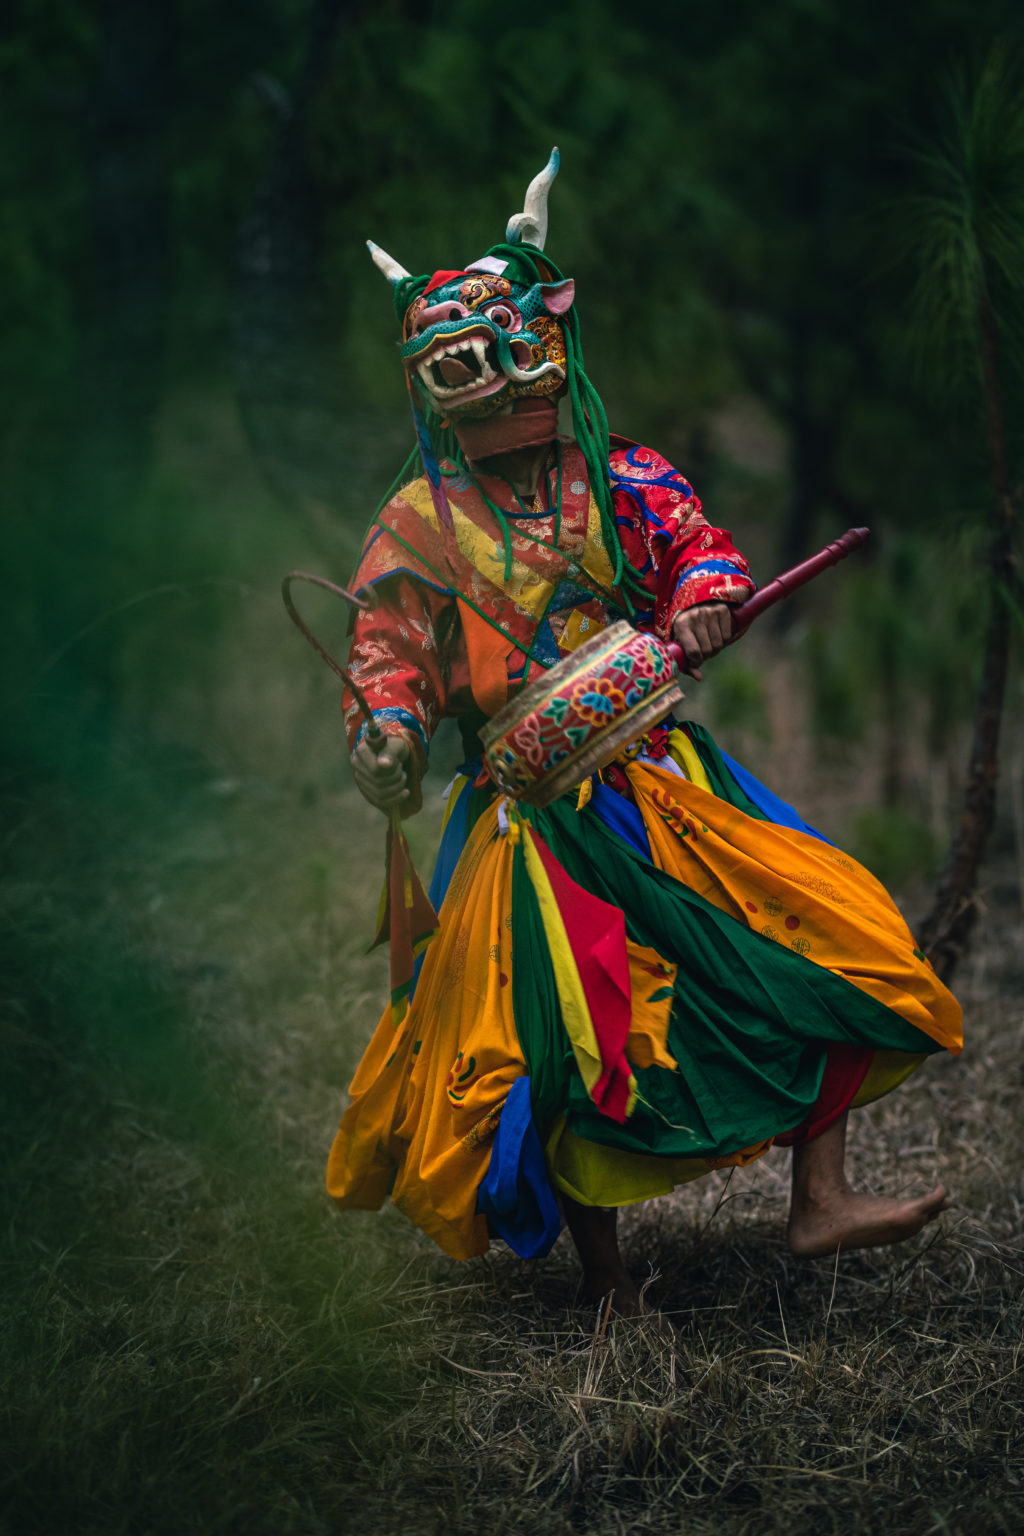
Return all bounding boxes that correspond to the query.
[366,240,411,285]
[505,147,559,249]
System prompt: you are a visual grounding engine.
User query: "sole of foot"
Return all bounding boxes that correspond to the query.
[787,1184,952,1258]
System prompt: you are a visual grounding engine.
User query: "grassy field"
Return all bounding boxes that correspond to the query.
[3,686,1024,1536]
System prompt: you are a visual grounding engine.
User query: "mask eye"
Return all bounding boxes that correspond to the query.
[485,303,515,330]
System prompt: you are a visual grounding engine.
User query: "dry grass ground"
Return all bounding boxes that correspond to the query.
[3,603,1024,1533]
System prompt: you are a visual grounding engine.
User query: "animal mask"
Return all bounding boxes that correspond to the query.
[367,150,574,419]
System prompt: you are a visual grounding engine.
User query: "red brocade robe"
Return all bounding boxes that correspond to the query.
[343,440,755,803]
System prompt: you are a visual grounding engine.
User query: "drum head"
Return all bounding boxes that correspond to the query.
[481,621,685,806]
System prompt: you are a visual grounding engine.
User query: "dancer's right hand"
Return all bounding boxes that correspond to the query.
[351,733,411,811]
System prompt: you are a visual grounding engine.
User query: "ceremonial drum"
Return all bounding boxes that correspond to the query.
[480,528,873,807]
[480,621,686,808]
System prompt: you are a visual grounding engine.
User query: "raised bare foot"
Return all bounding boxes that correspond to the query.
[788,1184,952,1257]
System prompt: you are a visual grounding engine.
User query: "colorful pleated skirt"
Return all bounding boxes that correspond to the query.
[327,724,962,1262]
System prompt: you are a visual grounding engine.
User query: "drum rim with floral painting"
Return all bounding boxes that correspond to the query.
[480,620,685,807]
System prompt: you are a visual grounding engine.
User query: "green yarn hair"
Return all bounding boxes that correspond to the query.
[382,245,647,607]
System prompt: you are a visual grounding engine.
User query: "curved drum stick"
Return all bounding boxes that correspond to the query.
[281,571,388,755]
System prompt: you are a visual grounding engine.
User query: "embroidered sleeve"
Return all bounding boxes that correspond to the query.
[343,574,453,813]
[609,444,755,639]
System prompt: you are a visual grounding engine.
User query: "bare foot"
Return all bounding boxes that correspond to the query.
[580,1273,676,1341]
[564,1197,651,1316]
[580,1265,645,1317]
[788,1183,952,1257]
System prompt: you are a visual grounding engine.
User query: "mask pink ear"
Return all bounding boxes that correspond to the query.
[540,279,575,314]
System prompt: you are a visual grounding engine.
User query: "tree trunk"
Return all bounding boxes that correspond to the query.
[917,291,1018,981]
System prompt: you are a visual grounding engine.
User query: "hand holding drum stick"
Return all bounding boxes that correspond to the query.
[281,573,411,809]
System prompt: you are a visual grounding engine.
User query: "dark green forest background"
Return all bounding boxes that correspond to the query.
[5,0,1024,874]
[3,3,1024,1532]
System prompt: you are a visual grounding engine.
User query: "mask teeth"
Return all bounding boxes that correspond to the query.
[502,359,565,386]
[413,336,501,400]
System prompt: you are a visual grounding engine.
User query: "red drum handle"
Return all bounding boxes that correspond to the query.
[730,526,870,635]
[665,527,869,667]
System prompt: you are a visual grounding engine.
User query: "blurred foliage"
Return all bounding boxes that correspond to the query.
[4,19,1020,588]
[851,807,939,889]
[895,43,1024,399]
[705,658,770,746]
[2,3,1023,885]
[803,541,984,758]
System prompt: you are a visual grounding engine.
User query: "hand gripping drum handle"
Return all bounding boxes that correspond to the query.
[664,527,870,668]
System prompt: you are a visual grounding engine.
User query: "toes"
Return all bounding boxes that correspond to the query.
[920,1194,953,1225]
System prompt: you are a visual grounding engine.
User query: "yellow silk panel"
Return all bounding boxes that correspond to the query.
[624,942,678,1071]
[403,477,616,618]
[327,801,524,1260]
